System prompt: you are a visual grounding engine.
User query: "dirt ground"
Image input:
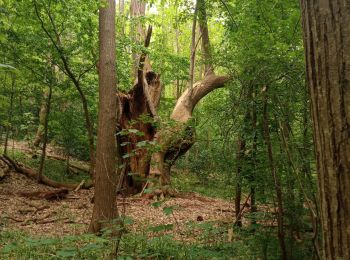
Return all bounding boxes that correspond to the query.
[0,169,236,239]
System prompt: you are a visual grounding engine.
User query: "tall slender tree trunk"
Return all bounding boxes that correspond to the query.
[89,0,119,234]
[235,136,245,227]
[130,0,148,78]
[33,88,50,147]
[188,0,198,90]
[250,89,258,225]
[262,85,287,260]
[37,84,52,182]
[175,1,181,100]
[4,74,15,156]
[198,0,213,76]
[300,1,350,258]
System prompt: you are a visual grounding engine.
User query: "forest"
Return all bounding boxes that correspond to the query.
[0,0,349,259]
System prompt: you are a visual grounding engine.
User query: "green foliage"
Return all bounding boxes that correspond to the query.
[7,149,90,183]
[0,0,318,258]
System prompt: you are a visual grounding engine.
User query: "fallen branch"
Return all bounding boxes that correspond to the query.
[18,189,69,201]
[22,212,57,225]
[1,154,93,190]
[2,215,25,222]
[74,180,85,192]
[4,145,90,173]
[37,217,69,225]
[22,200,50,212]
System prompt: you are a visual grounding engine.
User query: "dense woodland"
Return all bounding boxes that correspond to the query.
[0,0,349,259]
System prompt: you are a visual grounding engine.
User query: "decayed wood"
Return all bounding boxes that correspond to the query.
[1,155,92,190]
[116,26,162,193]
[0,160,9,180]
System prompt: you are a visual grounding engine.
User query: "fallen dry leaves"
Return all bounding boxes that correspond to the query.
[0,171,236,241]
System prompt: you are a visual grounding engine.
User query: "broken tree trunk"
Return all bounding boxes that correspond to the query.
[115,8,230,194]
[116,26,162,193]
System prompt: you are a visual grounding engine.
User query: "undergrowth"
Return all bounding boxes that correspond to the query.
[0,225,276,259]
[172,171,234,200]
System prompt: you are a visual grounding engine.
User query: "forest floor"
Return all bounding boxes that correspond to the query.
[0,142,272,259]
[0,164,239,241]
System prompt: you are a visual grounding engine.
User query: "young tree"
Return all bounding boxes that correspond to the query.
[89,0,119,233]
[300,1,350,258]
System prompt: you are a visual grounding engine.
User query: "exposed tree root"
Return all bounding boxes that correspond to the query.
[0,155,93,190]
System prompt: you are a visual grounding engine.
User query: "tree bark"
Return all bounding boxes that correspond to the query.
[235,137,245,227]
[130,0,149,78]
[33,88,49,147]
[198,0,213,75]
[188,0,198,90]
[171,74,229,122]
[89,0,119,234]
[4,74,15,156]
[37,84,52,182]
[116,0,229,194]
[300,1,350,258]
[149,74,229,194]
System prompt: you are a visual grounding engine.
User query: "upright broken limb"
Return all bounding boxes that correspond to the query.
[116,1,230,195]
[117,1,230,195]
[117,26,162,193]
